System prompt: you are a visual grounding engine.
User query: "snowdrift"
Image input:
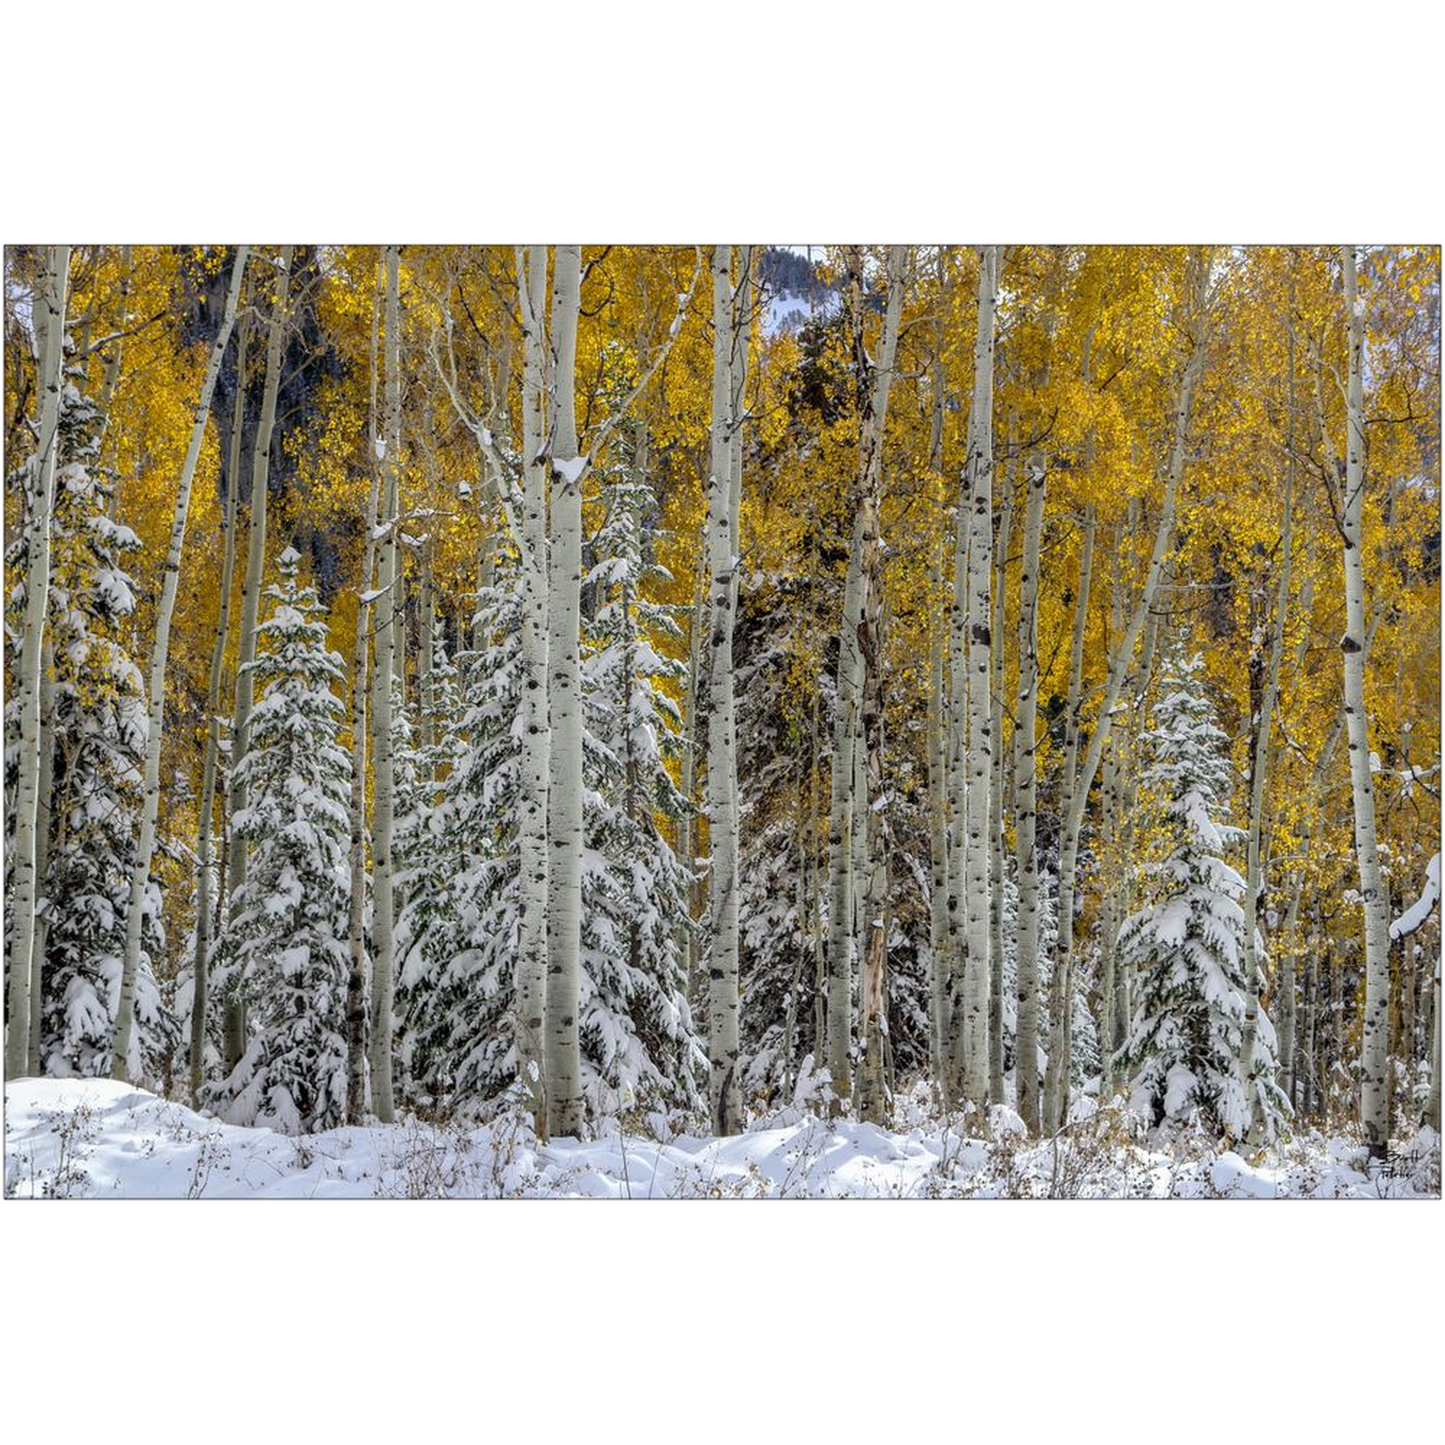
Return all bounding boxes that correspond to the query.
[4,1078,1438,1199]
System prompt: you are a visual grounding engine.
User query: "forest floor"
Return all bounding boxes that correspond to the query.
[5,1077,1439,1199]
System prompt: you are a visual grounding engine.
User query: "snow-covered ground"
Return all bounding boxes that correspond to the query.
[4,1078,1438,1199]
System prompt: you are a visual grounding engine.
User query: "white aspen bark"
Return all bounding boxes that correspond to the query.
[925,353,951,1094]
[808,686,827,1066]
[961,245,999,1112]
[192,308,249,1104]
[1027,504,1092,1126]
[988,468,1014,1106]
[1339,244,1392,1159]
[1096,531,1128,1096]
[1013,458,1047,1130]
[6,245,68,1080]
[111,246,249,1080]
[1042,255,1210,1133]
[1427,959,1441,1133]
[367,244,401,1123]
[853,244,906,1125]
[345,264,383,1124]
[28,643,57,1074]
[927,539,950,1092]
[1239,463,1294,1138]
[825,527,864,1105]
[679,527,707,1007]
[942,510,970,1100]
[224,245,293,1072]
[706,244,744,1135]
[728,249,753,616]
[515,245,551,1130]
[545,244,586,1139]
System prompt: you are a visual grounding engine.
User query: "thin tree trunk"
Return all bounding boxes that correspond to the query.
[1027,503,1092,1127]
[1239,460,1294,1138]
[961,245,999,1112]
[344,265,383,1124]
[5,245,68,1081]
[988,464,1013,1107]
[826,525,864,1106]
[111,247,249,1080]
[679,523,707,1010]
[1013,457,1047,1130]
[224,245,293,1072]
[1339,244,1393,1160]
[853,244,905,1125]
[515,244,551,1131]
[545,244,586,1139]
[927,534,950,1094]
[367,244,401,1123]
[27,642,57,1074]
[706,244,746,1135]
[191,305,251,1105]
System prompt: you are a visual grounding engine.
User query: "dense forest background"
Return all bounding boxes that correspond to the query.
[4,243,1439,1165]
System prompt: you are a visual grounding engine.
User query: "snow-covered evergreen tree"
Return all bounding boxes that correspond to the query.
[209,548,352,1133]
[4,364,175,1082]
[394,629,466,1098]
[1118,652,1289,1139]
[397,570,524,1106]
[582,414,704,1110]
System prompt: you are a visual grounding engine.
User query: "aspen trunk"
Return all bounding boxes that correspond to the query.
[345,261,384,1124]
[545,244,586,1139]
[927,540,950,1093]
[192,304,251,1105]
[1339,245,1393,1159]
[706,244,744,1135]
[515,245,551,1129]
[961,245,999,1112]
[111,246,249,1080]
[825,525,864,1105]
[679,523,707,1008]
[5,245,68,1081]
[1239,462,1294,1138]
[943,473,971,1101]
[1013,459,1047,1131]
[853,244,906,1125]
[1030,504,1092,1127]
[988,469,1013,1107]
[28,644,57,1074]
[224,245,293,1072]
[367,244,401,1123]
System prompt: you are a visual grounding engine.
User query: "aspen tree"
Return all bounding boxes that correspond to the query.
[111,246,249,1079]
[545,244,586,1138]
[1013,458,1047,1130]
[27,645,56,1073]
[516,244,551,1128]
[191,305,250,1104]
[223,245,293,1072]
[344,261,383,1124]
[961,244,999,1112]
[926,358,951,1092]
[1339,244,1393,1160]
[1238,465,1293,1139]
[5,245,68,1079]
[988,469,1014,1105]
[707,244,744,1134]
[678,523,707,1006]
[368,244,402,1122]
[852,244,906,1124]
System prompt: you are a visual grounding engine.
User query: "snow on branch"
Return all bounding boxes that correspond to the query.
[1390,853,1440,942]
